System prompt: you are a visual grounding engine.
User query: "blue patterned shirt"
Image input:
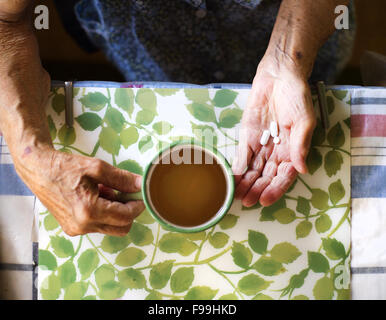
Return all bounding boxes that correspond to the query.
[72,0,355,84]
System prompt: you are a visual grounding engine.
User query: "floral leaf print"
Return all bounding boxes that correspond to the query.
[322,238,346,260]
[187,103,217,123]
[260,197,286,221]
[170,267,194,293]
[58,125,76,146]
[218,214,239,229]
[324,150,343,177]
[308,252,330,273]
[184,89,210,103]
[296,221,313,239]
[105,108,126,133]
[306,147,323,175]
[99,127,121,155]
[159,233,198,256]
[128,222,154,246]
[52,93,65,115]
[136,109,156,125]
[58,260,77,289]
[118,268,146,290]
[213,89,238,108]
[273,208,296,224]
[98,281,125,300]
[50,236,74,258]
[332,90,348,101]
[238,274,271,296]
[64,282,88,300]
[231,242,252,269]
[248,230,268,255]
[153,121,173,135]
[311,189,329,210]
[184,286,218,300]
[327,122,345,147]
[149,260,174,289]
[76,112,102,131]
[100,235,131,254]
[44,214,59,231]
[315,214,332,233]
[296,197,311,216]
[115,88,134,116]
[138,135,154,153]
[311,120,326,146]
[313,276,334,300]
[135,89,157,112]
[95,264,115,289]
[78,249,100,280]
[79,92,109,111]
[120,126,139,148]
[208,232,229,249]
[39,250,57,271]
[218,108,243,128]
[115,247,146,267]
[154,88,180,96]
[40,86,351,300]
[328,179,345,205]
[270,242,301,264]
[327,96,335,115]
[252,257,285,276]
[41,274,61,300]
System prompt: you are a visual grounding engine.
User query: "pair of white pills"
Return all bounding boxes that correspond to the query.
[260,121,280,146]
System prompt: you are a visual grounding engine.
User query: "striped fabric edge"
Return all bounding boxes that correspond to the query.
[0,242,38,300]
[351,88,386,284]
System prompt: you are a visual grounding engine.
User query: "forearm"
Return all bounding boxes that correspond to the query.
[0,7,52,165]
[265,0,350,79]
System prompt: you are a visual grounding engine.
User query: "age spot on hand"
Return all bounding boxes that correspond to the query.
[23,146,32,157]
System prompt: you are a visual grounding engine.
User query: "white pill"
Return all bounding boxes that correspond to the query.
[260,130,271,146]
[273,136,280,144]
[270,121,278,137]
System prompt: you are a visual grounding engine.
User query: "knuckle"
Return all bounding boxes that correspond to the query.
[90,158,105,176]
[75,206,92,227]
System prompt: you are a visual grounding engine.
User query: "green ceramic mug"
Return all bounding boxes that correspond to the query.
[118,140,234,233]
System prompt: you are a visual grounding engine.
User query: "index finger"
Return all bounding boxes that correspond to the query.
[87,159,142,193]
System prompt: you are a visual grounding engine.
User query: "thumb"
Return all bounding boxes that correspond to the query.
[290,119,315,174]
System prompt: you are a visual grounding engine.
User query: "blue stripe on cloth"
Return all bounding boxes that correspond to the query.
[0,164,33,196]
[0,263,33,271]
[351,97,386,105]
[351,267,386,274]
[351,165,386,198]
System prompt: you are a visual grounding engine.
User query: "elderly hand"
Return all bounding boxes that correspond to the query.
[232,56,316,207]
[16,147,145,236]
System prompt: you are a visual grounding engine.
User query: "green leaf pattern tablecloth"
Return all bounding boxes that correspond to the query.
[37,86,351,300]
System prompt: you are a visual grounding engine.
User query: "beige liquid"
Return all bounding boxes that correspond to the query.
[149,148,228,227]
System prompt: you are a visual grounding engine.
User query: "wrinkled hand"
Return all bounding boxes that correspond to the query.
[16,148,144,236]
[232,58,316,207]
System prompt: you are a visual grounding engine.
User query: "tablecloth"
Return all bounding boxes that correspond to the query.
[0,82,385,300]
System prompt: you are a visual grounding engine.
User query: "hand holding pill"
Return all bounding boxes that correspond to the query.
[232,59,316,208]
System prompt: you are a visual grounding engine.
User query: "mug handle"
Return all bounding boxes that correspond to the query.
[116,191,143,202]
